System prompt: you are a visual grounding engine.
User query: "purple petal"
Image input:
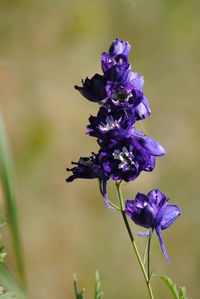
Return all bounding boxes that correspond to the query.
[142,96,151,115]
[155,227,170,264]
[135,102,148,119]
[144,156,155,172]
[158,205,181,230]
[137,135,166,156]
[138,230,150,237]
[147,189,166,205]
[129,129,166,157]
[109,38,131,57]
[127,71,144,91]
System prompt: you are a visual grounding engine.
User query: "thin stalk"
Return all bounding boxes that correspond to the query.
[0,109,26,289]
[143,236,149,265]
[115,182,154,299]
[107,201,122,211]
[147,230,152,281]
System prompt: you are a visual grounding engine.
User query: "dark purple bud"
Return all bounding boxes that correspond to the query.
[75,74,106,103]
[109,38,131,58]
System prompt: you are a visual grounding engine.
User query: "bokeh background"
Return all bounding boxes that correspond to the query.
[0,0,200,298]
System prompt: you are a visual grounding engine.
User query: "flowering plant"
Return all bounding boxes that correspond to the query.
[67,39,188,299]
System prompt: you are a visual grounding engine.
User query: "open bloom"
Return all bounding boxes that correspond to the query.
[100,136,159,182]
[87,107,135,139]
[125,189,181,262]
[105,81,144,110]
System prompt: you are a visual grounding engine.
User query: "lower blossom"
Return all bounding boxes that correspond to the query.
[125,189,181,263]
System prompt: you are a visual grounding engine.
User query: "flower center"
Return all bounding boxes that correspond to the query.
[112,86,131,104]
[99,115,121,132]
[113,146,135,171]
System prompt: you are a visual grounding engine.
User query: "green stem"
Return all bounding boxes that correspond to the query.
[115,182,154,299]
[143,236,149,265]
[147,230,152,281]
[107,201,121,211]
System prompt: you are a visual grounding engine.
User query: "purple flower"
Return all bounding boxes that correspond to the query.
[75,74,106,103]
[125,190,181,262]
[66,152,113,209]
[100,136,156,182]
[87,107,135,139]
[105,82,144,110]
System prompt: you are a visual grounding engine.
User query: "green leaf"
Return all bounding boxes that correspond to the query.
[179,286,188,299]
[73,274,85,299]
[160,275,189,299]
[160,275,179,299]
[0,108,26,289]
[95,271,103,299]
[0,264,27,299]
[0,292,16,299]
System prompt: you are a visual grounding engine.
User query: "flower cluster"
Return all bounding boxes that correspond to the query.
[67,38,165,206]
[66,38,181,262]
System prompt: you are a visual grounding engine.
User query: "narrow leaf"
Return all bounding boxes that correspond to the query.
[73,274,85,299]
[179,286,188,299]
[0,109,26,289]
[160,275,179,299]
[0,264,27,299]
[95,271,103,299]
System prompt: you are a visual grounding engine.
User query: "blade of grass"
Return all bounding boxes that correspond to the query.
[0,264,27,299]
[0,108,26,289]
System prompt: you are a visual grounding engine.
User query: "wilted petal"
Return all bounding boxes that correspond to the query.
[156,227,170,264]
[75,74,106,102]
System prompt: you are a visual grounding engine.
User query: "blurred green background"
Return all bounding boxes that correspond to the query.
[0,0,200,298]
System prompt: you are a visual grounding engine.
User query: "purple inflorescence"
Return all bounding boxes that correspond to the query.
[125,189,181,262]
[67,38,166,206]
